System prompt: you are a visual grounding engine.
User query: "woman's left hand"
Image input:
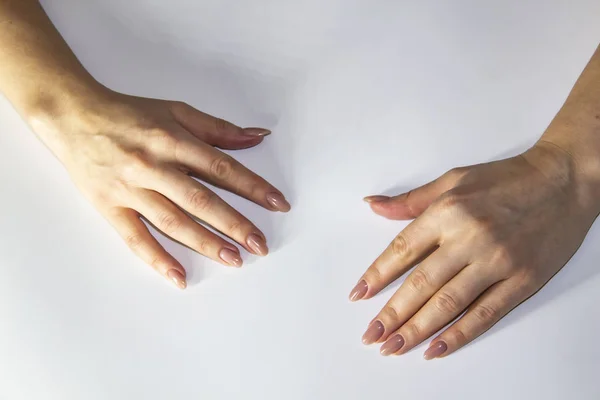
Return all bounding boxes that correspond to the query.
[349,141,600,359]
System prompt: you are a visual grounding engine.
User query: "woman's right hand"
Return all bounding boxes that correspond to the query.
[31,89,290,289]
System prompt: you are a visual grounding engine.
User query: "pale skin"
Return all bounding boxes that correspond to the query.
[0,0,291,290]
[1,1,599,359]
[350,45,600,359]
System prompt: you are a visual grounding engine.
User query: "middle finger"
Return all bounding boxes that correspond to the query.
[379,263,501,356]
[145,167,269,256]
[362,245,468,345]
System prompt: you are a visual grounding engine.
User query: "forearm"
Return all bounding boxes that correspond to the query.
[0,0,105,120]
[540,44,600,196]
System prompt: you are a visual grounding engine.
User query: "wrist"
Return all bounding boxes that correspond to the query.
[528,136,600,214]
[25,81,116,160]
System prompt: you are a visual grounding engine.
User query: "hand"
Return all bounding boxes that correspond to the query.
[32,90,290,289]
[349,142,599,359]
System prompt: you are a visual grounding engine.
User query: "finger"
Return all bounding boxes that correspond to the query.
[145,168,269,256]
[360,245,467,345]
[107,207,187,289]
[170,101,270,150]
[175,138,290,212]
[132,189,244,267]
[349,213,440,302]
[378,263,500,355]
[422,277,530,360]
[364,168,467,220]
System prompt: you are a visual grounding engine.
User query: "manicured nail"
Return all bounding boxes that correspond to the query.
[219,248,243,267]
[424,341,448,360]
[266,192,291,212]
[242,128,271,137]
[246,233,269,256]
[167,269,187,289]
[363,195,390,203]
[362,320,385,345]
[349,280,368,301]
[380,334,405,356]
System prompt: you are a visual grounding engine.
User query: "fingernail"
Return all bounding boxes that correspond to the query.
[219,248,243,267]
[167,269,187,289]
[380,334,405,356]
[349,280,368,302]
[266,192,291,212]
[363,195,390,203]
[242,128,271,137]
[424,341,448,360]
[246,233,269,256]
[362,320,385,345]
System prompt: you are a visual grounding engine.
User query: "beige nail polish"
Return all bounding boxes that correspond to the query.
[362,320,385,345]
[363,195,390,203]
[219,248,243,267]
[246,233,269,256]
[266,192,291,212]
[349,280,368,301]
[167,269,187,289]
[380,334,405,356]
[242,128,271,137]
[424,341,448,360]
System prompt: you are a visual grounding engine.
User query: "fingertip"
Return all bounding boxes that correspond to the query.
[219,247,244,267]
[242,127,271,137]
[167,269,187,290]
[423,340,448,360]
[266,192,291,212]
[349,279,368,302]
[368,200,415,220]
[218,135,265,150]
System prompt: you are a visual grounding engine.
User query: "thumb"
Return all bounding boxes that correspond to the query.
[170,101,271,150]
[364,168,465,220]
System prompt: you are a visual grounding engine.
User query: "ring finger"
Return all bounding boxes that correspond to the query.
[144,168,269,256]
[362,245,468,345]
[379,263,501,356]
[133,189,244,267]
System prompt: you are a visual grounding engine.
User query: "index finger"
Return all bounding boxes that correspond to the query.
[349,213,440,302]
[176,137,290,213]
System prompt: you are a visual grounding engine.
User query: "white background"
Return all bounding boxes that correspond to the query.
[1,1,599,399]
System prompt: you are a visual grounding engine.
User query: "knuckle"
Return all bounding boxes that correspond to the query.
[149,128,177,153]
[515,269,541,292]
[433,291,461,314]
[472,303,500,323]
[197,239,212,254]
[445,167,468,180]
[149,255,162,271]
[124,233,144,251]
[489,245,513,267]
[156,212,182,234]
[381,304,402,320]
[215,118,235,134]
[124,149,153,174]
[170,100,188,112]
[407,269,432,293]
[391,234,410,258]
[186,189,214,212]
[435,191,464,211]
[403,323,421,339]
[449,327,468,345]
[227,221,246,238]
[472,215,493,232]
[366,265,382,283]
[210,155,235,181]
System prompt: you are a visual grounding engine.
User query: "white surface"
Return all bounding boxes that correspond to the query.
[1,1,599,399]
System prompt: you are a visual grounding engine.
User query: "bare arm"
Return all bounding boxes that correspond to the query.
[542,44,600,199]
[0,0,103,118]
